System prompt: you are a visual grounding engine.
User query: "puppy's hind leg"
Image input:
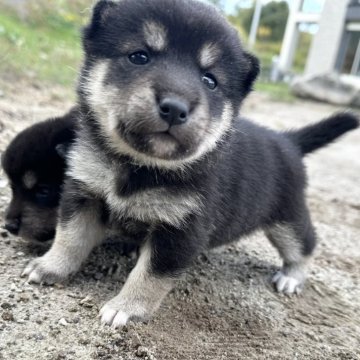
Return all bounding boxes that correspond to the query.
[22,180,105,284]
[265,212,316,295]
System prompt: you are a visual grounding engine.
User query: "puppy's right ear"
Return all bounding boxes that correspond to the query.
[84,0,117,40]
[241,51,260,97]
[55,143,72,160]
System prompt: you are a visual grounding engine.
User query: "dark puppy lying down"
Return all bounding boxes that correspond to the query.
[22,0,358,328]
[2,108,78,242]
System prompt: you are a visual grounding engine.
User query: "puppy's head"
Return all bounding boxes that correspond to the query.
[1,110,77,242]
[80,0,259,168]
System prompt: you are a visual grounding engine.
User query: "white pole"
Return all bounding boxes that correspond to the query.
[278,0,303,75]
[248,0,262,49]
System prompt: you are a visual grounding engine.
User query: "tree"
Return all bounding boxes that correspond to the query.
[232,1,289,42]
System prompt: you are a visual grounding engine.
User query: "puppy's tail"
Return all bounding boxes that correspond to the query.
[286,112,359,156]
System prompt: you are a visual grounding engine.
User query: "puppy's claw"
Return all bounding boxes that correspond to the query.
[27,271,42,284]
[111,311,129,329]
[272,271,303,295]
[100,305,129,328]
[21,263,36,278]
[21,257,66,285]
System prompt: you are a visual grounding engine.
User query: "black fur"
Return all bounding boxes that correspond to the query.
[287,112,359,155]
[2,108,78,241]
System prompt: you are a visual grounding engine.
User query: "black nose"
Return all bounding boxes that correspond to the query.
[4,218,20,235]
[159,98,189,126]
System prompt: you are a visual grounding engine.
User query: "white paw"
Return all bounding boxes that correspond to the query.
[99,298,148,329]
[272,271,304,295]
[21,256,70,284]
[100,305,131,328]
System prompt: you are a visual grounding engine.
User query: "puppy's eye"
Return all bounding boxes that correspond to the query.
[202,73,217,90]
[35,186,51,200]
[128,51,149,65]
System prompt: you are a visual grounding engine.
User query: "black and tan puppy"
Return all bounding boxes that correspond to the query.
[2,108,78,242]
[22,0,358,328]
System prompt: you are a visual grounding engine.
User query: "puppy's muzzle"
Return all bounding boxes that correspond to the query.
[158,97,189,126]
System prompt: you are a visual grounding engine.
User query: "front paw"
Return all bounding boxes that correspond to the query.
[272,270,304,295]
[99,297,150,329]
[21,256,70,284]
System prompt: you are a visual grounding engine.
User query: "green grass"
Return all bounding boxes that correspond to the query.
[0,9,82,86]
[0,7,296,103]
[255,81,295,102]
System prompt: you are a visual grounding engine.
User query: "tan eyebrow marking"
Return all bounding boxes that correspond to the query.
[199,42,221,68]
[143,21,168,51]
[23,171,37,190]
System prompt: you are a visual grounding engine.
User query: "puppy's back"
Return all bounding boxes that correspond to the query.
[2,107,79,181]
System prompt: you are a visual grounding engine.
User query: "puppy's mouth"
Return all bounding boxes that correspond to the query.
[116,121,194,160]
[125,128,187,160]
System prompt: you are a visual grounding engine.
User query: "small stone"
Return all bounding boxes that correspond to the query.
[1,231,8,238]
[58,318,68,326]
[16,251,25,257]
[79,338,90,345]
[1,303,11,310]
[136,346,150,357]
[68,306,78,313]
[17,294,30,303]
[56,351,67,359]
[71,316,80,324]
[2,311,14,321]
[10,283,21,292]
[34,333,45,341]
[79,295,94,308]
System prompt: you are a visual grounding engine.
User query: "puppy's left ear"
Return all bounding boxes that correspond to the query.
[242,51,260,97]
[84,0,117,39]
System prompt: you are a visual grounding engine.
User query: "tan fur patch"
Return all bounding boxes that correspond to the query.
[199,42,221,68]
[143,21,167,51]
[22,171,37,189]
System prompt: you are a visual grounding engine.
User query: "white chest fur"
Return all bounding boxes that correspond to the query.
[67,141,202,227]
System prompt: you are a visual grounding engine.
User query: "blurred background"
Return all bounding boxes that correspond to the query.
[0,0,359,106]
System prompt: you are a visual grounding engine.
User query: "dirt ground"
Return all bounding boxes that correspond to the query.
[0,80,359,360]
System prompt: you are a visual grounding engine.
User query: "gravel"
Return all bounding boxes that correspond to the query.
[0,80,359,359]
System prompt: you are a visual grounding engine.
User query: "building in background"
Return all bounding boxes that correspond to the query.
[278,0,360,79]
[288,0,360,107]
[334,0,360,77]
